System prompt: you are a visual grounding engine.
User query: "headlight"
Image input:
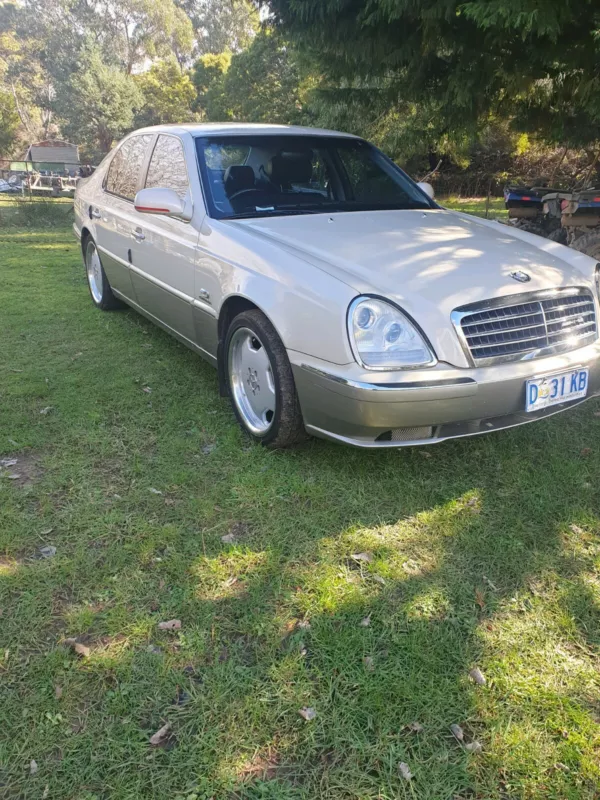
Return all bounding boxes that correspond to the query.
[348,296,436,369]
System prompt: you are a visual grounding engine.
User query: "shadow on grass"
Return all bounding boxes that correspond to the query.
[1,230,599,798]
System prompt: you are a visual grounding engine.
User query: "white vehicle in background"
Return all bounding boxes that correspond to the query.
[74,123,600,448]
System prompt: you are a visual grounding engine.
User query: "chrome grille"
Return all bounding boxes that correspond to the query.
[454,289,597,364]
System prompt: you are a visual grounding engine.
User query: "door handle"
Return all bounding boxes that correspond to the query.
[90,207,101,219]
[132,228,145,241]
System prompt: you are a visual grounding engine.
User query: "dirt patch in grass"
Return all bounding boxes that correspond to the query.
[0,451,44,488]
[237,746,281,783]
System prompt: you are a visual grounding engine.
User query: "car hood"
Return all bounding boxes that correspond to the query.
[230,208,596,368]
[233,209,592,309]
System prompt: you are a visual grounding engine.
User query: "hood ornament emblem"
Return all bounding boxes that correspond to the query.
[510,270,531,283]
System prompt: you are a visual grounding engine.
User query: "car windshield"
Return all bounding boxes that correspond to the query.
[195,134,436,219]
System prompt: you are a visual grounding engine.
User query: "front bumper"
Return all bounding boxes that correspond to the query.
[290,342,600,447]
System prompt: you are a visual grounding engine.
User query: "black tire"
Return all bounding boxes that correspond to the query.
[224,309,307,448]
[83,236,124,310]
[571,230,600,260]
[547,227,568,245]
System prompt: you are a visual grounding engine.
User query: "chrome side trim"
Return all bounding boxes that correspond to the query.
[96,245,218,319]
[128,263,192,304]
[300,363,476,392]
[111,288,217,365]
[192,298,217,318]
[451,287,598,367]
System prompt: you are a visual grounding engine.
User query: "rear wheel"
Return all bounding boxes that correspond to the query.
[84,237,123,310]
[225,309,307,448]
[571,230,600,260]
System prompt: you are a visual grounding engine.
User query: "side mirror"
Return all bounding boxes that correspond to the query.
[417,181,435,200]
[134,187,192,221]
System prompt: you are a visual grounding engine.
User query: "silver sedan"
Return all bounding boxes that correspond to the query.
[74,123,600,447]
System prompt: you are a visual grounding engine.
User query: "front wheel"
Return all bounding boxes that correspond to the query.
[225,309,307,448]
[84,237,123,310]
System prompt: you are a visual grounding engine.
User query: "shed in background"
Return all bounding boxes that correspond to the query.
[23,140,80,172]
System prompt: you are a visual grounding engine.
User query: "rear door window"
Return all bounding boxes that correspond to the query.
[145,135,189,199]
[105,134,153,201]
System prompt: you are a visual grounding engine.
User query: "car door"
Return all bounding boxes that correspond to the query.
[128,133,199,347]
[92,134,154,300]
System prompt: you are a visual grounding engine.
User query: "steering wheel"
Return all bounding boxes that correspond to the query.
[228,188,266,202]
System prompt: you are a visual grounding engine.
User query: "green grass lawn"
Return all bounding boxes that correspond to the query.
[1,212,599,799]
[440,196,508,220]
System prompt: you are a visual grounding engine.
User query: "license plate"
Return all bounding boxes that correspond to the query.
[526,368,589,412]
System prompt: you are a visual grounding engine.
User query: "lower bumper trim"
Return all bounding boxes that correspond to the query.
[306,392,596,448]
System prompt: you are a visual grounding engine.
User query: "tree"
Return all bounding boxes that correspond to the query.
[55,46,143,159]
[223,29,306,123]
[192,51,232,119]
[192,30,307,124]
[180,0,258,55]
[135,59,197,127]
[268,0,600,149]
[0,86,19,155]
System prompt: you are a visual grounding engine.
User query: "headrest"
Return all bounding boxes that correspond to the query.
[224,165,255,195]
[267,153,313,186]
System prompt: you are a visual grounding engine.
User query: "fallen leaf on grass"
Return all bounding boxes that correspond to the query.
[149,722,171,746]
[37,545,57,559]
[142,386,152,394]
[221,532,236,544]
[360,615,371,627]
[298,707,316,721]
[223,576,238,588]
[39,407,54,415]
[475,589,486,610]
[158,619,181,631]
[297,619,311,630]
[30,759,38,775]
[363,656,374,671]
[450,723,464,742]
[148,487,163,495]
[581,447,593,457]
[372,574,386,585]
[351,551,373,563]
[64,639,90,658]
[42,785,49,799]
[406,721,423,733]
[398,762,413,780]
[465,741,483,753]
[7,473,21,480]
[54,685,63,700]
[469,667,486,686]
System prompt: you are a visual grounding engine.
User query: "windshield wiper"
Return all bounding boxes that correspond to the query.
[222,207,324,220]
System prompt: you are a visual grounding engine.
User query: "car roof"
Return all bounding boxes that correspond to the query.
[131,122,360,139]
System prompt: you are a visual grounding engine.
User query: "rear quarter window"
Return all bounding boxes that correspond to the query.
[105,134,153,201]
